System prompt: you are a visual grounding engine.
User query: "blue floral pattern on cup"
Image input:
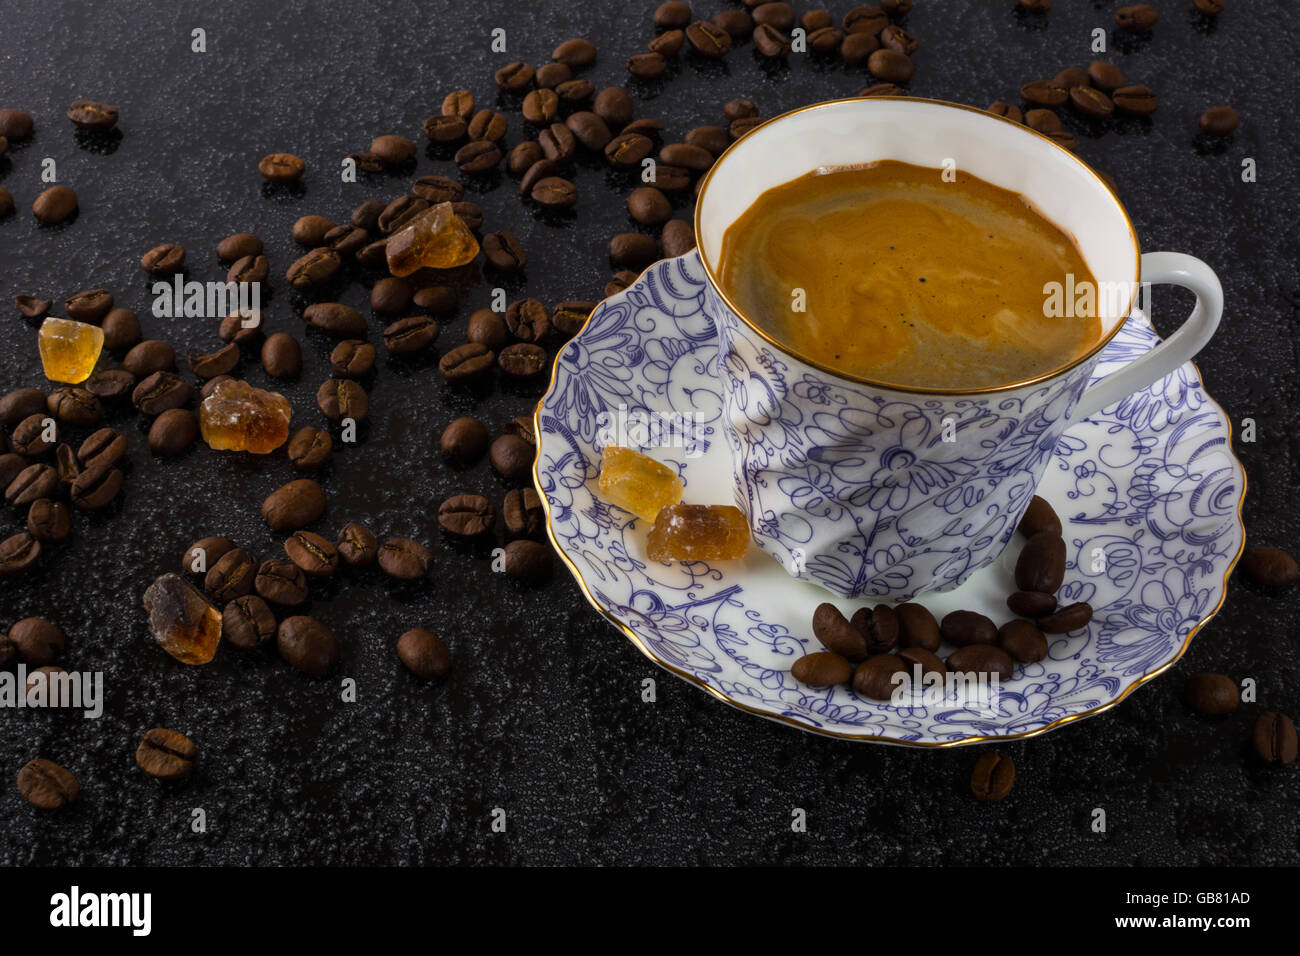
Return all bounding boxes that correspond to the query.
[534,253,1244,744]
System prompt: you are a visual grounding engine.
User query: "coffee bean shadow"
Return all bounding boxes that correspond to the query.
[627,68,679,102]
[805,54,846,76]
[1110,116,1155,138]
[1066,115,1117,140]
[423,141,460,163]
[458,169,503,194]
[34,211,80,229]
[440,375,496,404]
[1189,11,1221,35]
[684,54,732,80]
[73,129,123,155]
[259,181,307,202]
[481,268,528,295]
[0,156,12,178]
[438,530,497,561]
[1011,7,1051,31]
[527,205,579,230]
[497,374,548,400]
[1192,132,1233,156]
[752,51,794,79]
[1110,30,1154,54]
[381,351,438,375]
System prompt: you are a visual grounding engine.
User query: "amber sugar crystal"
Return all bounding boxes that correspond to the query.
[386,201,479,277]
[646,504,751,563]
[597,445,684,521]
[200,379,292,453]
[143,572,222,664]
[37,316,104,384]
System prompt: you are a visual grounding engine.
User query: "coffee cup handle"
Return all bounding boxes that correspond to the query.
[1066,251,1223,425]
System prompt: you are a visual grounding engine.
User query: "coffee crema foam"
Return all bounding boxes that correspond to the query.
[718,160,1102,389]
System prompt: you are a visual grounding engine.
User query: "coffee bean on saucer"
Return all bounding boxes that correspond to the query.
[941,610,997,647]
[135,728,197,781]
[988,102,1023,123]
[397,629,452,679]
[0,532,41,576]
[316,379,368,422]
[141,243,185,275]
[337,523,378,567]
[852,653,907,700]
[504,539,552,583]
[857,605,900,654]
[17,759,79,810]
[148,408,198,456]
[1185,673,1238,714]
[378,537,431,581]
[812,602,870,661]
[8,617,64,666]
[1114,4,1159,32]
[1198,107,1239,136]
[1253,712,1298,765]
[490,434,534,480]
[971,752,1014,802]
[277,616,339,677]
[503,487,544,539]
[998,619,1048,662]
[287,427,332,471]
[69,461,122,510]
[439,494,495,536]
[1241,545,1298,586]
[1015,531,1066,593]
[439,343,495,383]
[1018,496,1061,537]
[1007,590,1056,618]
[262,479,326,531]
[895,602,941,651]
[206,547,256,603]
[792,651,853,687]
[1021,81,1068,108]
[285,530,339,576]
[1113,85,1159,115]
[27,498,71,542]
[897,646,945,679]
[33,186,78,225]
[1070,86,1114,119]
[1036,601,1092,633]
[223,594,276,649]
[255,557,309,607]
[945,644,1014,681]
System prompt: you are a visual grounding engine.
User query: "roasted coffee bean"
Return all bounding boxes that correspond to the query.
[971,752,1014,802]
[324,342,373,384]
[1112,85,1159,115]
[610,233,659,268]
[649,29,685,57]
[852,653,907,700]
[287,426,332,471]
[1006,590,1056,618]
[1024,108,1061,133]
[337,523,379,567]
[503,539,551,583]
[655,0,692,28]
[880,24,918,55]
[682,127,727,160]
[868,48,914,82]
[65,289,113,322]
[459,312,506,354]
[187,342,239,380]
[455,139,503,174]
[503,415,536,446]
[1241,545,1298,587]
[1044,129,1078,151]
[537,123,575,164]
[1019,0,1051,10]
[1,388,47,425]
[77,427,126,468]
[841,31,881,66]
[141,243,186,275]
[530,176,578,210]
[259,332,301,380]
[605,271,638,297]
[483,231,527,272]
[508,141,544,175]
[218,232,263,262]
[183,537,235,575]
[1018,495,1061,537]
[8,618,65,666]
[1015,531,1066,593]
[123,340,175,377]
[33,186,78,224]
[1198,106,1239,136]
[101,308,141,352]
[808,26,844,55]
[628,51,668,78]
[498,343,547,377]
[285,530,339,577]
[316,379,368,422]
[0,108,34,140]
[442,89,474,120]
[383,316,439,356]
[998,619,1048,662]
[412,285,457,315]
[1193,0,1225,14]
[535,61,573,88]
[439,494,495,536]
[711,9,753,38]
[219,310,262,345]
[753,23,792,57]
[0,531,41,575]
[277,616,339,677]
[55,443,80,486]
[45,386,101,426]
[554,81,594,107]
[148,408,198,456]
[1052,66,1090,90]
[859,605,900,654]
[1037,601,1091,634]
[860,85,903,101]
[661,220,696,258]
[67,461,120,508]
[227,253,270,285]
[262,479,326,531]
[550,36,596,66]
[503,487,543,538]
[346,201,382,234]
[286,248,341,291]
[378,537,431,581]
[451,201,483,231]
[369,133,416,167]
[812,602,870,661]
[17,759,78,810]
[1115,4,1159,31]
[552,301,593,338]
[440,417,491,463]
[843,5,887,33]
[388,627,453,681]
[659,143,713,173]
[1071,86,1114,119]
[801,8,833,30]
[324,224,369,257]
[604,131,652,170]
[987,102,1024,124]
[27,498,71,542]
[132,371,191,416]
[206,547,256,603]
[941,610,998,647]
[1186,673,1240,714]
[946,644,1014,681]
[135,728,197,780]
[490,434,534,480]
[728,117,763,141]
[685,20,731,58]
[15,294,52,318]
[504,298,549,343]
[259,152,305,183]
[568,112,614,152]
[895,602,941,651]
[439,343,495,383]
[752,2,795,30]
[292,215,335,247]
[1253,712,1298,765]
[255,557,310,606]
[467,109,508,143]
[11,414,55,456]
[0,635,13,667]
[492,59,534,92]
[1020,81,1068,108]
[792,651,853,687]
[370,276,412,315]
[1087,61,1124,93]
[7,463,58,507]
[897,646,946,681]
[522,89,560,126]
[304,302,367,338]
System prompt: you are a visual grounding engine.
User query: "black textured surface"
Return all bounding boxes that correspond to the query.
[1,0,1297,866]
